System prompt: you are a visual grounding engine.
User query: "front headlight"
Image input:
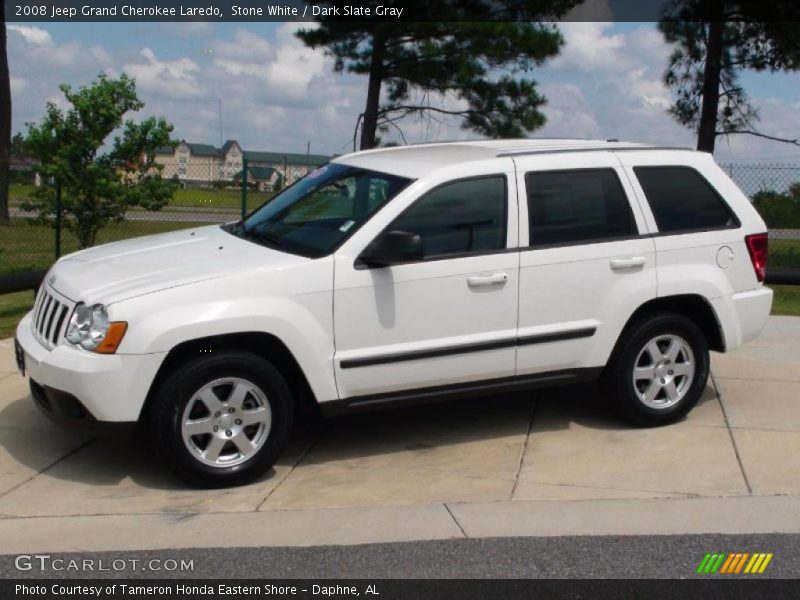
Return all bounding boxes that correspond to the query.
[65,303,127,353]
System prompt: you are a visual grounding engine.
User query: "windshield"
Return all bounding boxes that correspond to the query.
[234,164,412,257]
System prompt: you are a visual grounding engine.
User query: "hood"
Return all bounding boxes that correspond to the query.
[50,224,308,304]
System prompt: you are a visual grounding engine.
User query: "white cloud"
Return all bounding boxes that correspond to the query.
[7,22,799,161]
[7,25,52,46]
[538,83,600,137]
[537,23,693,149]
[550,23,628,72]
[124,48,202,99]
[10,76,27,94]
[264,23,327,95]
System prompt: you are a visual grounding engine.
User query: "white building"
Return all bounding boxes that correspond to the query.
[154,140,331,189]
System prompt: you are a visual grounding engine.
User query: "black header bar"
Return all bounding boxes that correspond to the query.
[4,1,678,23]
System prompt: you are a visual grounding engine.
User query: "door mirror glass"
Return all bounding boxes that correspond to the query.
[360,230,423,267]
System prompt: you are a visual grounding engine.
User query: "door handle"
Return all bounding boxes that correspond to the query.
[610,257,647,270]
[467,272,509,287]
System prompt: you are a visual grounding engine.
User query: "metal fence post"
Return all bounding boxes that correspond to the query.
[240,157,248,220]
[54,180,62,260]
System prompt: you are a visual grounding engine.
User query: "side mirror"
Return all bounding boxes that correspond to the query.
[360,230,423,267]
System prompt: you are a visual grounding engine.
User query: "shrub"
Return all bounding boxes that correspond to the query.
[752,186,800,229]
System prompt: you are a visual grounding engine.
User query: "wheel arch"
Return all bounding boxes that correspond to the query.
[617,294,726,354]
[140,332,319,422]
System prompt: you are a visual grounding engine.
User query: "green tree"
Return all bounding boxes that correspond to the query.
[660,0,800,153]
[0,3,11,225]
[752,184,800,229]
[297,1,578,150]
[10,132,26,156]
[23,73,177,248]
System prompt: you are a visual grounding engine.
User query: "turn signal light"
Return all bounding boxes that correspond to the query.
[94,322,128,354]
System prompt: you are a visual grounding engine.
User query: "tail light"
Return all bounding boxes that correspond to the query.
[745,233,768,283]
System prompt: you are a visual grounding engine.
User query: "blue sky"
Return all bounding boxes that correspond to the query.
[7,19,800,161]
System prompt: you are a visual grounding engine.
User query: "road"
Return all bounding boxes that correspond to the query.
[9,207,237,224]
[1,534,798,579]
[8,207,800,236]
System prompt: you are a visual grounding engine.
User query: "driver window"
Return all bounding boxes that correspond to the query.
[388,176,507,259]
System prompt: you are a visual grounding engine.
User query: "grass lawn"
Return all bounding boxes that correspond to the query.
[769,285,800,317]
[160,187,274,210]
[0,290,35,339]
[770,238,800,268]
[0,219,206,275]
[10,183,274,211]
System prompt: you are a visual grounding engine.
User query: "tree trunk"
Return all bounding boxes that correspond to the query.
[697,19,724,153]
[359,33,385,151]
[0,5,11,225]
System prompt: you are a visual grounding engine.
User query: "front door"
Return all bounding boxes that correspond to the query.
[333,166,520,399]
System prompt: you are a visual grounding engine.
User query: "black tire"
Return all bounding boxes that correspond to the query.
[149,351,293,488]
[602,311,710,427]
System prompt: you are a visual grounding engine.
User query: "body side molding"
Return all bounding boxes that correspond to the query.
[339,327,597,370]
[321,367,603,416]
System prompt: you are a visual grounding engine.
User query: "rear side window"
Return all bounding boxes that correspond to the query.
[634,166,739,233]
[526,169,635,247]
[389,176,507,259]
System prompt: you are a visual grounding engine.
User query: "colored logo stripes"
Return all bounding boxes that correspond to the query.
[697,553,773,574]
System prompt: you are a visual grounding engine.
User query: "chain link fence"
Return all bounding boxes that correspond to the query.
[721,163,800,273]
[1,160,799,282]
[0,160,285,279]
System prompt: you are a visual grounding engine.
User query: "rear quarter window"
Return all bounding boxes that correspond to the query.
[633,166,739,233]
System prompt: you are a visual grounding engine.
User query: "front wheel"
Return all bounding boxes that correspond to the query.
[149,351,294,487]
[602,312,710,426]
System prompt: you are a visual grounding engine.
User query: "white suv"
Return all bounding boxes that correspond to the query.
[15,139,773,487]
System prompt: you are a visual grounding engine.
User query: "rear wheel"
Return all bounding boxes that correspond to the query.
[149,351,293,487]
[603,312,709,426]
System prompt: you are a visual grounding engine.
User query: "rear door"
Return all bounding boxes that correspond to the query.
[513,152,657,376]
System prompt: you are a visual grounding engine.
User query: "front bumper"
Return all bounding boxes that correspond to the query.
[16,312,167,422]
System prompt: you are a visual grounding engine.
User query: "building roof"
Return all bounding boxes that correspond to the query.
[332,138,672,178]
[245,150,330,166]
[155,139,331,166]
[221,139,240,155]
[185,143,221,157]
[234,166,276,181]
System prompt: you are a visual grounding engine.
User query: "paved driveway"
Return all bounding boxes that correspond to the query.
[0,316,799,553]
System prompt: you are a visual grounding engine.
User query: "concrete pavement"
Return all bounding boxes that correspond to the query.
[0,316,799,553]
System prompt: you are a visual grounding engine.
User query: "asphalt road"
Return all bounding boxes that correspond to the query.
[2,533,798,579]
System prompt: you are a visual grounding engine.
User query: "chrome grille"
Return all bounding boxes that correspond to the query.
[31,285,73,349]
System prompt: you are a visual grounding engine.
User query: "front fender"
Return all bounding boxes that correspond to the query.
[110,260,338,403]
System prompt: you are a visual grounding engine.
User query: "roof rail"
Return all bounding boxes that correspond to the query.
[497,146,693,158]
